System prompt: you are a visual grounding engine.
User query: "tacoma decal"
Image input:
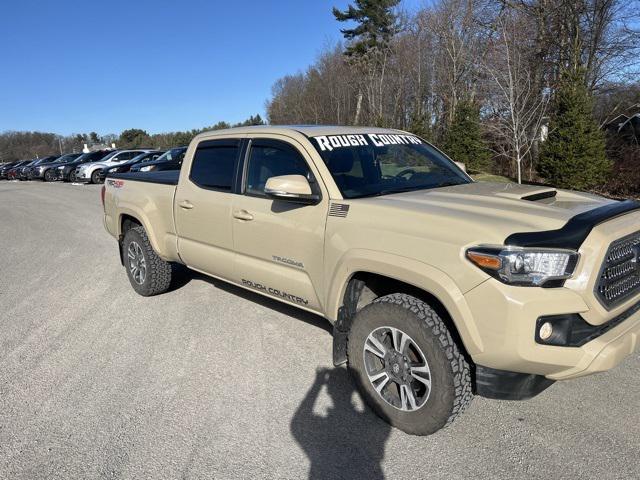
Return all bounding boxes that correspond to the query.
[272,255,304,269]
[241,279,309,306]
[314,133,422,152]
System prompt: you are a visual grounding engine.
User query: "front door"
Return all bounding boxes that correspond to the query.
[232,137,328,312]
[174,138,243,281]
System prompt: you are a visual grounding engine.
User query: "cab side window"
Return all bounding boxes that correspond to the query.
[117,152,138,161]
[245,140,311,196]
[190,140,240,191]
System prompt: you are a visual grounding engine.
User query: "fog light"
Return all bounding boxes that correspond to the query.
[539,322,553,341]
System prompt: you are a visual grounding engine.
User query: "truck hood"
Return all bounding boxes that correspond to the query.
[363,182,614,243]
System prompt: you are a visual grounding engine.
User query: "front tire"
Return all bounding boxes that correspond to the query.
[44,169,55,182]
[91,170,102,184]
[122,226,172,296]
[347,293,473,435]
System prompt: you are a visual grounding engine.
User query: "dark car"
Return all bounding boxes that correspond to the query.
[130,146,187,173]
[25,156,60,180]
[17,159,44,180]
[0,161,23,179]
[98,150,165,182]
[6,160,32,180]
[55,150,114,182]
[33,153,82,181]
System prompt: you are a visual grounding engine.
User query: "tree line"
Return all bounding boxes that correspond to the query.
[0,115,265,163]
[266,0,640,195]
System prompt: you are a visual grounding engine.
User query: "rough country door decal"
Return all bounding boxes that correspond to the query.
[241,279,309,306]
[313,133,423,152]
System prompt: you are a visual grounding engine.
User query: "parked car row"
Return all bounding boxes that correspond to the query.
[0,147,187,184]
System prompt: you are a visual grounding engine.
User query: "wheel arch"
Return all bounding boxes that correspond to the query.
[117,211,171,266]
[328,252,485,366]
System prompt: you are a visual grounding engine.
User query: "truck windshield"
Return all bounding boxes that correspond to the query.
[310,133,471,199]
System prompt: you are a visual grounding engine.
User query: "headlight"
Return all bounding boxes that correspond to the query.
[108,167,117,173]
[466,246,579,287]
[38,166,45,172]
[140,165,154,172]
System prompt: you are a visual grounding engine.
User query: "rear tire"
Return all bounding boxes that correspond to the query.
[347,293,473,435]
[69,171,77,182]
[122,226,172,296]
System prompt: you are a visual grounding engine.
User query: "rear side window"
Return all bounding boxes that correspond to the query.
[190,139,240,191]
[114,152,137,161]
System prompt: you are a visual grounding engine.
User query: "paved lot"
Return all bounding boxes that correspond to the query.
[0,180,638,480]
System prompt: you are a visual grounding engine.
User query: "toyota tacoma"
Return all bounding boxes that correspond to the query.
[102,126,640,435]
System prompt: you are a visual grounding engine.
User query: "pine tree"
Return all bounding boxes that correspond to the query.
[441,101,490,172]
[408,111,433,143]
[539,69,611,190]
[333,0,401,125]
[333,0,401,57]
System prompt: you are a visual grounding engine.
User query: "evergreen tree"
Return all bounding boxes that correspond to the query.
[334,0,401,125]
[539,69,611,189]
[408,111,433,142]
[119,129,150,147]
[441,101,490,172]
[333,0,401,57]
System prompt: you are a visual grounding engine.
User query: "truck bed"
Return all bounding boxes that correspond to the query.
[108,170,179,185]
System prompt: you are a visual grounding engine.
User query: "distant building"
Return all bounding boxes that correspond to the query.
[603,114,630,133]
[603,113,640,144]
[83,142,117,152]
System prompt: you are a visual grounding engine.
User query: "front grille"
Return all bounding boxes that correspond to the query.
[596,232,640,308]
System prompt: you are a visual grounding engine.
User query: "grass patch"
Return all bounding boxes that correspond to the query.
[471,173,513,183]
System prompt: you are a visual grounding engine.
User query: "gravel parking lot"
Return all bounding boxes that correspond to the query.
[1,180,638,479]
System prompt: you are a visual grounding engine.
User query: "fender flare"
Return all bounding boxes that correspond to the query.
[327,249,485,361]
[116,206,165,261]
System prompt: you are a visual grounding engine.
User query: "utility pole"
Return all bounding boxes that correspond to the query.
[59,137,63,155]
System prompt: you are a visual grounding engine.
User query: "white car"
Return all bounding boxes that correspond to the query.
[75,149,153,184]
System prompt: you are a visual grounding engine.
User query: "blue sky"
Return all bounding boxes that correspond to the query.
[0,0,421,136]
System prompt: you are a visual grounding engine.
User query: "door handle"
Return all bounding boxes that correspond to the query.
[233,209,254,221]
[179,200,194,210]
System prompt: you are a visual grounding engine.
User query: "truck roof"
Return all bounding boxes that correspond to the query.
[197,125,411,138]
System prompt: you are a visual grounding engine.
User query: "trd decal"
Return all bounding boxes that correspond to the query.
[242,279,309,306]
[272,255,304,269]
[107,179,125,188]
[313,133,422,152]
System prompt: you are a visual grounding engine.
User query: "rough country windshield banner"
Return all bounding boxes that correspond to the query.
[312,133,423,152]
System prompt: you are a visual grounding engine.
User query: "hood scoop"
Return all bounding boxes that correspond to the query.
[521,190,557,202]
[490,185,558,203]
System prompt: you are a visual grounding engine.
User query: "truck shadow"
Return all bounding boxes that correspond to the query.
[170,265,391,478]
[291,367,391,479]
[168,264,333,334]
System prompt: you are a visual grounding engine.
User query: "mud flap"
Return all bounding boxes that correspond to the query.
[332,278,366,366]
[332,308,350,366]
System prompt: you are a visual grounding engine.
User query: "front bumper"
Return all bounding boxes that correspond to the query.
[464,279,640,381]
[74,169,91,182]
[56,169,72,181]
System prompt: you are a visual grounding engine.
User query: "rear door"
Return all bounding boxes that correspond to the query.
[231,136,329,312]
[174,138,243,281]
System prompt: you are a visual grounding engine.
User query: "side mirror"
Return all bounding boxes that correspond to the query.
[264,175,319,204]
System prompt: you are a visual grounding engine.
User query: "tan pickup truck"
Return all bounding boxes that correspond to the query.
[102,125,640,435]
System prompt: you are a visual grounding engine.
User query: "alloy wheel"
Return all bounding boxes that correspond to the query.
[363,326,432,412]
[127,241,147,285]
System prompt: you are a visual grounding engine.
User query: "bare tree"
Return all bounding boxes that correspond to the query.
[482,13,549,183]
